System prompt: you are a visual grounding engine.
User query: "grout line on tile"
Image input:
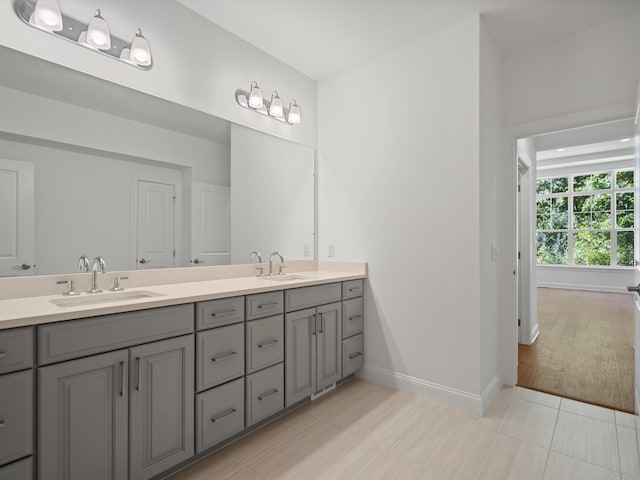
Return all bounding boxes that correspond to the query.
[542,401,562,479]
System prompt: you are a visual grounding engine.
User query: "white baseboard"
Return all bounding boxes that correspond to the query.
[358,364,500,416]
[537,282,629,293]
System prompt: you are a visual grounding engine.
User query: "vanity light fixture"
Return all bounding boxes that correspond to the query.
[236,82,302,125]
[15,0,153,70]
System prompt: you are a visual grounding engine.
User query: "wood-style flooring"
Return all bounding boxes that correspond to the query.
[518,287,634,413]
[168,379,640,480]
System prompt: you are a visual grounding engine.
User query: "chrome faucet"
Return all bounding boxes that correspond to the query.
[249,251,264,277]
[268,251,285,276]
[78,255,90,272]
[88,256,106,293]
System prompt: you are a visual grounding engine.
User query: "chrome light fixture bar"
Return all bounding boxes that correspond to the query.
[235,81,302,125]
[15,0,152,70]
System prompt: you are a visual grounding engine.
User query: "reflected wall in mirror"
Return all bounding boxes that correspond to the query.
[0,50,315,277]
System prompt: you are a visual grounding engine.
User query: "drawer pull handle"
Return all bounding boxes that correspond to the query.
[0,419,5,428]
[0,351,5,359]
[211,309,236,317]
[348,352,362,359]
[258,389,279,401]
[258,339,279,349]
[348,315,362,321]
[136,357,142,391]
[211,408,237,423]
[119,361,126,397]
[212,352,237,362]
[348,288,360,292]
[257,302,278,309]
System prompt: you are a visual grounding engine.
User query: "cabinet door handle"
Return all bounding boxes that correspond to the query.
[211,408,237,423]
[348,352,362,359]
[212,351,237,362]
[211,309,236,317]
[139,258,150,264]
[348,315,362,321]
[119,361,125,397]
[318,312,324,333]
[258,339,279,349]
[0,351,5,359]
[312,314,317,335]
[258,389,278,401]
[257,302,278,309]
[136,357,142,391]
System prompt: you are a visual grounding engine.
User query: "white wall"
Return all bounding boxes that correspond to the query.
[230,125,314,265]
[0,1,317,147]
[319,16,493,410]
[502,13,640,127]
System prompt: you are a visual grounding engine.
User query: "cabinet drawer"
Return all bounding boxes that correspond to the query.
[246,291,283,321]
[197,324,244,392]
[342,298,363,339]
[196,297,244,330]
[246,315,284,374]
[38,304,194,365]
[285,283,341,312]
[342,334,363,377]
[0,457,32,480]
[246,363,284,427]
[196,378,244,453]
[0,371,32,467]
[0,327,33,374]
[342,280,364,300]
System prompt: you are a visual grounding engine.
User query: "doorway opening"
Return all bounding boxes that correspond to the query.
[515,118,636,413]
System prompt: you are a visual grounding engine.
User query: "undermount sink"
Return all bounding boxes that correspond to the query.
[260,274,306,282]
[50,290,164,308]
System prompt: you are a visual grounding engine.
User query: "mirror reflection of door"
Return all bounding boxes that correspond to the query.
[191,182,230,266]
[137,180,175,269]
[0,158,34,277]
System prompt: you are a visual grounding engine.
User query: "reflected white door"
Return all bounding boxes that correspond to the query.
[0,159,34,277]
[191,182,230,266]
[137,180,175,269]
[633,87,640,417]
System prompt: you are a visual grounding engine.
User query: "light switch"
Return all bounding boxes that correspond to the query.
[303,244,311,257]
[328,243,336,257]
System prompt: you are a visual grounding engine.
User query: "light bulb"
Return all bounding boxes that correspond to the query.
[248,81,263,109]
[86,9,111,50]
[287,100,301,124]
[269,91,283,117]
[29,0,63,32]
[130,29,152,66]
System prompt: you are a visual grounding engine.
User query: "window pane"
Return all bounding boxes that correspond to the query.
[536,198,551,215]
[551,177,568,193]
[616,170,634,188]
[552,197,568,213]
[536,232,568,265]
[617,231,634,266]
[573,195,588,212]
[616,192,634,210]
[536,179,551,195]
[592,211,611,229]
[551,213,568,229]
[592,193,610,211]
[592,173,611,190]
[537,214,551,230]
[573,212,590,229]
[617,211,634,228]
[573,175,590,191]
[573,231,611,266]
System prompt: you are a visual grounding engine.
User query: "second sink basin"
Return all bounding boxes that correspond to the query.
[261,274,306,282]
[50,290,164,308]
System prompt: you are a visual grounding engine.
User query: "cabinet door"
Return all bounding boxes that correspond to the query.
[38,350,128,480]
[130,335,194,480]
[285,308,316,407]
[316,302,342,391]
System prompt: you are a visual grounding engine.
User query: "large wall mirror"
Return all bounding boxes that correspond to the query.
[0,47,315,277]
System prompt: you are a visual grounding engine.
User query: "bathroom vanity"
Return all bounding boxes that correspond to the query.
[0,264,365,480]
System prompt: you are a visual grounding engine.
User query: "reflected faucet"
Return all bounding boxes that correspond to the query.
[78,255,90,272]
[268,251,285,276]
[88,256,107,293]
[249,251,262,264]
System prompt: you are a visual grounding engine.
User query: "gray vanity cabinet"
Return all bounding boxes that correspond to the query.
[129,335,194,480]
[315,302,342,391]
[38,349,129,480]
[284,308,316,406]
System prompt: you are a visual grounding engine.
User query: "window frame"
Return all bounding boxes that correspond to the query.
[536,168,634,268]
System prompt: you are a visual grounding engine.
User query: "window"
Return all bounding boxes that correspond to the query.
[536,169,634,267]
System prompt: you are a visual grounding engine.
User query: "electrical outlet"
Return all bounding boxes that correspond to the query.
[303,244,311,257]
[328,243,336,257]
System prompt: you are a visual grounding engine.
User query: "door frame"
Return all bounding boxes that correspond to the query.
[129,170,182,270]
[501,102,635,387]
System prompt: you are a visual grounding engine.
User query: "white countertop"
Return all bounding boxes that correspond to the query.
[0,269,365,330]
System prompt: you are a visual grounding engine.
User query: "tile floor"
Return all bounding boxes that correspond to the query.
[168,379,640,480]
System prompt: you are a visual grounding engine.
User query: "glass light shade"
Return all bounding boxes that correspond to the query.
[269,91,283,117]
[248,82,263,109]
[29,0,63,32]
[287,101,301,124]
[130,29,151,66]
[86,9,111,50]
